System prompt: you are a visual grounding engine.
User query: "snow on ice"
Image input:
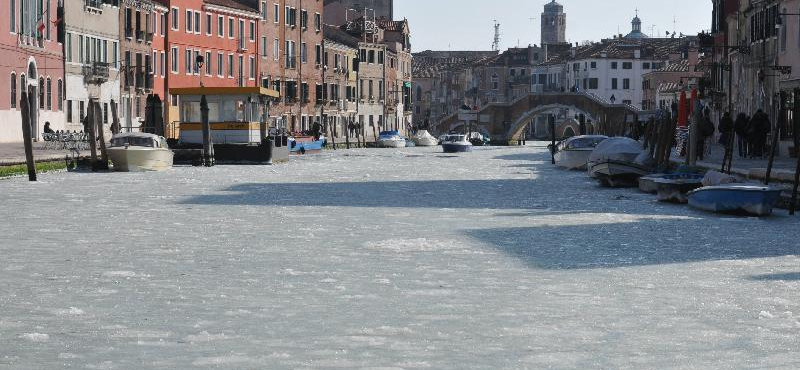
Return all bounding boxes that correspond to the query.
[1,145,799,369]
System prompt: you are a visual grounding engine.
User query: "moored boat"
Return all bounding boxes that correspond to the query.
[553,135,608,170]
[108,132,174,172]
[378,131,407,148]
[638,174,668,194]
[587,137,650,187]
[687,185,783,216]
[289,135,325,155]
[653,174,705,203]
[411,130,438,147]
[442,134,473,153]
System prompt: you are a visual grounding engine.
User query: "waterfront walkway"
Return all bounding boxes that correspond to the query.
[0,142,83,166]
[672,143,799,184]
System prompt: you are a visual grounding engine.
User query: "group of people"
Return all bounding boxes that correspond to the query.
[716,109,772,159]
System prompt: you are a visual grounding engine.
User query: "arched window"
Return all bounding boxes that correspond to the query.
[46,77,52,110]
[39,77,44,108]
[10,73,16,109]
[20,74,25,99]
[57,79,63,111]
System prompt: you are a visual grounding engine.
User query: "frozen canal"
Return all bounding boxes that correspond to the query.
[1,145,800,369]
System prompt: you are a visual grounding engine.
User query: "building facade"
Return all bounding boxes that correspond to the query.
[2,0,65,142]
[119,0,157,131]
[541,0,566,46]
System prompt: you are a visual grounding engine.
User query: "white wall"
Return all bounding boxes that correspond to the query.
[566,58,661,108]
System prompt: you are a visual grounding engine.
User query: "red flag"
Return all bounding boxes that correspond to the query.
[37,20,45,34]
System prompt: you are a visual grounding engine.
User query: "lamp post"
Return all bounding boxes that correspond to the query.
[196,55,214,167]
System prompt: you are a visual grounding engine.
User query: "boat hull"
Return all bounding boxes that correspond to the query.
[654,175,705,203]
[638,174,667,194]
[554,149,593,170]
[442,143,473,153]
[688,186,783,216]
[289,138,324,155]
[108,147,174,172]
[413,137,438,146]
[589,160,651,187]
[379,139,407,148]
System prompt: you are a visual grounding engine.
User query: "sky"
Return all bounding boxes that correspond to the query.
[394,0,714,52]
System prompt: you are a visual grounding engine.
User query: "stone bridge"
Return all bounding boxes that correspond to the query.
[435,92,643,143]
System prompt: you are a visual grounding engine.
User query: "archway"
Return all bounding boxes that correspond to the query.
[27,57,39,139]
[562,126,576,139]
[504,104,598,141]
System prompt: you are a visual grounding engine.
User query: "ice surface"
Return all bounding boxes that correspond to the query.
[1,144,800,369]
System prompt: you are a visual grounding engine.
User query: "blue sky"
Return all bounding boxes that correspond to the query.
[394,0,714,52]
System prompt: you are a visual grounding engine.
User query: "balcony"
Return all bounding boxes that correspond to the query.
[136,30,145,41]
[82,62,111,84]
[125,28,133,39]
[145,32,154,43]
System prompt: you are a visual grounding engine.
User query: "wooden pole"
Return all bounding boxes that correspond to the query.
[550,115,556,164]
[328,117,336,150]
[765,93,784,185]
[95,101,109,170]
[345,117,351,149]
[372,121,378,148]
[20,91,37,181]
[201,94,214,166]
[110,99,120,135]
[87,98,99,170]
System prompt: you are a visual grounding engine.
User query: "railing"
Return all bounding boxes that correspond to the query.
[83,62,110,84]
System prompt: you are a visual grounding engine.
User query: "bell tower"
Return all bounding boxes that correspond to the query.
[541,0,566,45]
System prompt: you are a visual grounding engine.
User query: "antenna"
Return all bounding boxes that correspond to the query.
[492,20,501,52]
[673,16,677,33]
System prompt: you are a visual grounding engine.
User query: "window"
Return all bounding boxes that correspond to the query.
[161,12,166,36]
[45,78,51,110]
[171,47,178,73]
[622,62,632,69]
[261,1,267,19]
[194,11,201,33]
[611,78,618,90]
[79,101,85,122]
[315,44,321,65]
[160,51,165,76]
[65,33,72,63]
[301,9,308,29]
[152,51,157,74]
[274,38,280,61]
[193,50,200,74]
[103,103,108,124]
[642,62,651,69]
[206,51,212,75]
[206,14,212,35]
[10,73,16,109]
[185,49,192,74]
[217,52,224,76]
[67,101,72,122]
[274,4,279,23]
[39,78,44,109]
[249,56,255,79]
[590,61,597,69]
[611,62,618,69]
[588,78,598,90]
[623,78,630,89]
[300,42,307,63]
[228,54,234,77]
[112,42,118,68]
[57,79,63,111]
[171,7,179,30]
[261,36,268,57]
[10,0,15,32]
[314,13,321,32]
[228,17,234,38]
[249,21,255,41]
[186,10,192,32]
[78,35,83,63]
[218,15,224,37]
[285,40,296,68]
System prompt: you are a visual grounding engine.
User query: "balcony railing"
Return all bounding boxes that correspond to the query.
[83,62,110,84]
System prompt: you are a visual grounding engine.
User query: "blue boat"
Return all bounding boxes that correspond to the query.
[653,174,705,203]
[687,185,783,216]
[288,136,325,155]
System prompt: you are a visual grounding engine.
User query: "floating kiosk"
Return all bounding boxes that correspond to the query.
[169,87,288,164]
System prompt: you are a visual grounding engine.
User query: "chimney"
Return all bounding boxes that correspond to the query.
[687,48,698,70]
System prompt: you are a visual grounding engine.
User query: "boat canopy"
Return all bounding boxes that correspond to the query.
[588,137,643,163]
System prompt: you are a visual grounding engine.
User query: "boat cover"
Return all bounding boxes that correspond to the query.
[588,137,643,163]
[702,170,739,186]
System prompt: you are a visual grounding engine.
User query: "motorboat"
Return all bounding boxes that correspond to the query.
[468,132,490,147]
[688,185,783,216]
[638,174,669,194]
[653,174,705,203]
[442,134,473,153]
[553,135,608,170]
[587,137,651,187]
[108,132,174,172]
[288,135,325,155]
[378,131,407,148]
[411,130,438,147]
[404,138,416,148]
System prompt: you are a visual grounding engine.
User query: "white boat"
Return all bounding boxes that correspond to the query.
[378,131,406,148]
[587,137,650,187]
[411,130,438,147]
[108,132,174,172]
[553,135,608,170]
[442,134,473,153]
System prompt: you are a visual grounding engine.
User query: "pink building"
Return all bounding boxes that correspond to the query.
[1,0,65,142]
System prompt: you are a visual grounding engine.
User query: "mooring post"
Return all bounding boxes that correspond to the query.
[95,102,109,170]
[87,98,99,171]
[20,91,36,181]
[765,93,784,185]
[110,99,120,135]
[550,116,556,165]
[201,94,214,167]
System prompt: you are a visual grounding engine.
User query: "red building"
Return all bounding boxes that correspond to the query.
[1,0,65,142]
[154,0,261,132]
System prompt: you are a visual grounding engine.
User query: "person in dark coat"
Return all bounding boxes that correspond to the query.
[734,113,750,158]
[43,121,55,134]
[718,111,733,150]
[696,108,715,160]
[748,110,771,158]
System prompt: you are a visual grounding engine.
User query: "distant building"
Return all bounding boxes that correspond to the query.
[625,12,649,39]
[541,0,566,46]
[324,0,392,26]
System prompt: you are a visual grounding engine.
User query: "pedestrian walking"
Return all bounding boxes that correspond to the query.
[718,111,733,150]
[748,110,770,158]
[734,113,749,158]
[696,108,715,160]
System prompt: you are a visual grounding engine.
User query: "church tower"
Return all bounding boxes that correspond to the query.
[541,0,566,45]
